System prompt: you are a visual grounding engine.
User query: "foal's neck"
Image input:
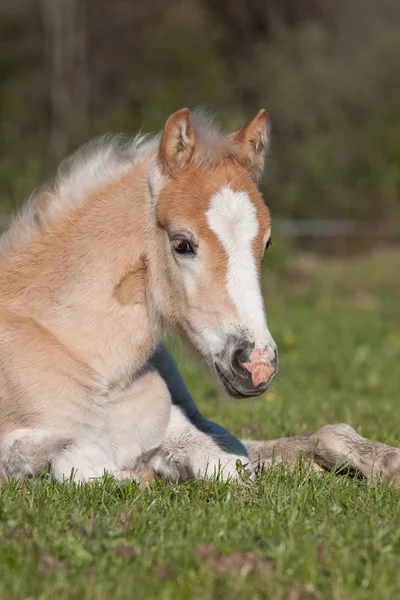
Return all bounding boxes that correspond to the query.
[2,157,164,382]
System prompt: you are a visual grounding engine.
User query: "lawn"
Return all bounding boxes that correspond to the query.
[1,246,400,600]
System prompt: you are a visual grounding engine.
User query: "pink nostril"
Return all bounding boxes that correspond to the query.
[242,346,275,387]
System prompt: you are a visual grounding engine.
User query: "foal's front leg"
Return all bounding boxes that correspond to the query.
[244,424,400,484]
[148,404,253,481]
[147,344,252,481]
[52,368,173,483]
[145,345,400,485]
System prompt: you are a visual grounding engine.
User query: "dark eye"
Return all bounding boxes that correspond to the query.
[172,239,195,256]
[265,237,272,252]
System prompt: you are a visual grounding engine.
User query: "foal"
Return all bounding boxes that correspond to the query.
[0,108,399,484]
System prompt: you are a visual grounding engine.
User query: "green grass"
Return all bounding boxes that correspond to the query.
[1,248,400,600]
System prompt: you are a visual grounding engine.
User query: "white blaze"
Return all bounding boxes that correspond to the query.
[206,186,275,349]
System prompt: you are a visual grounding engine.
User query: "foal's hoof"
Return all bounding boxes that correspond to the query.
[391,473,400,487]
[122,467,159,486]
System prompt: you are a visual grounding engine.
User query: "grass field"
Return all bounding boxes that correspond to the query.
[1,247,400,600]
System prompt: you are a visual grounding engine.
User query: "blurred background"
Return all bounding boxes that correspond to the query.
[1,0,400,252]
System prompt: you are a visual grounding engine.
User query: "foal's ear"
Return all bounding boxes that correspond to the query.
[159,108,196,177]
[229,109,269,176]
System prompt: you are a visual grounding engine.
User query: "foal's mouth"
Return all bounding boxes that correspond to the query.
[214,363,244,398]
[214,362,271,399]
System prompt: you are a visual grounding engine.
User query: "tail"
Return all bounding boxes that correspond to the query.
[0,428,71,481]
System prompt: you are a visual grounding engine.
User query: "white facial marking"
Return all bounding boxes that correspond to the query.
[206,186,274,349]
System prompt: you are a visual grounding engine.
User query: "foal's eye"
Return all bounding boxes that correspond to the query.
[264,237,273,252]
[172,239,195,256]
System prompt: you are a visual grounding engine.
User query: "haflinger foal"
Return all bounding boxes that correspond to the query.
[0,108,399,485]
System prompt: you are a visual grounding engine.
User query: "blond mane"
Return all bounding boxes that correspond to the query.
[0,110,249,254]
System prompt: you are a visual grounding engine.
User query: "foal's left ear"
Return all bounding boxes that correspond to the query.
[229,109,269,176]
[159,108,196,177]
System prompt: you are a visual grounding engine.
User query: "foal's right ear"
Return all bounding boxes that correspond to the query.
[159,108,196,177]
[228,109,269,176]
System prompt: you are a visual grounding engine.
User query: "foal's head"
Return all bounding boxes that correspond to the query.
[151,108,277,398]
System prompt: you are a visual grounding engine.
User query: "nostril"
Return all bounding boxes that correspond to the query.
[230,346,249,373]
[229,344,278,385]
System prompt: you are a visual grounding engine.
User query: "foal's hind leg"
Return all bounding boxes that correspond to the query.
[0,428,71,481]
[243,424,400,484]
